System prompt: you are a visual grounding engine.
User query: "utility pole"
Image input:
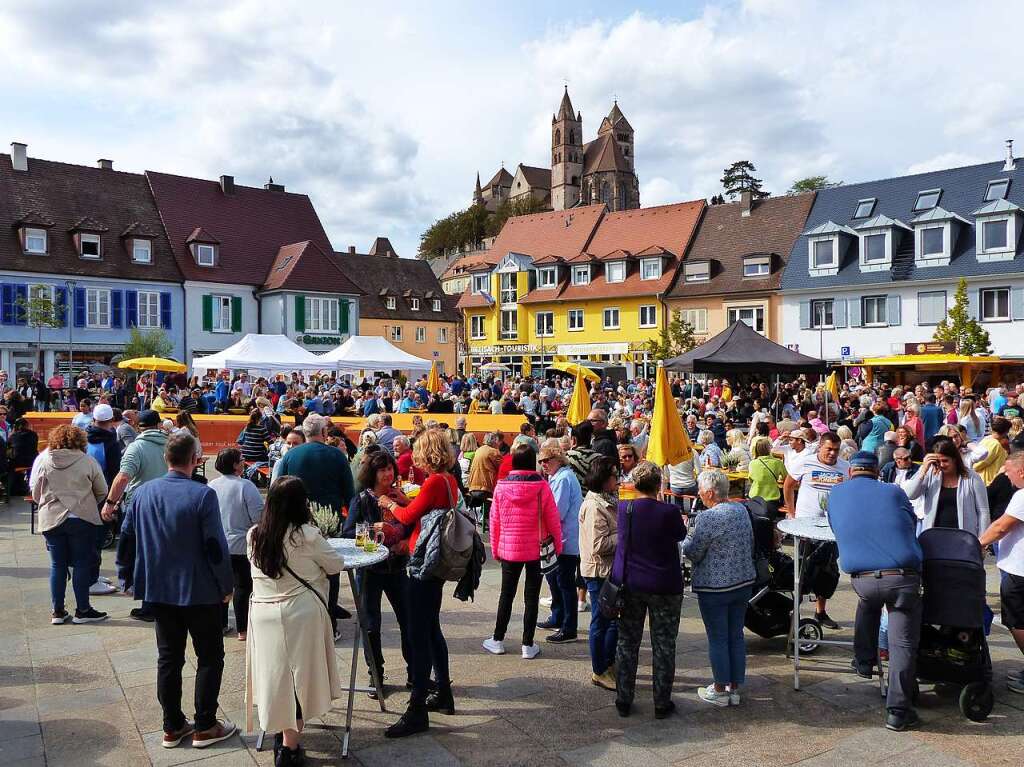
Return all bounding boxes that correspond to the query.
[65,279,76,387]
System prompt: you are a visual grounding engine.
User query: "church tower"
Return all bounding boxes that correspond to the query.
[551,87,583,211]
[598,101,635,172]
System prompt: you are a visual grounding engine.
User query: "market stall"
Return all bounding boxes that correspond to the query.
[191,334,329,374]
[319,335,432,374]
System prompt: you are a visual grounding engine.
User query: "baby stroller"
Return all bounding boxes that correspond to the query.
[914,527,994,721]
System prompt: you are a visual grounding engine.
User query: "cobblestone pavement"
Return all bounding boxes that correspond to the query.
[2,493,1024,766]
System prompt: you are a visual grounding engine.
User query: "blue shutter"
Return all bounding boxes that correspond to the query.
[14,284,28,326]
[968,289,980,321]
[159,291,172,329]
[126,290,138,327]
[848,297,862,327]
[73,287,86,328]
[799,300,811,330]
[886,294,901,326]
[833,298,848,328]
[0,284,13,325]
[55,286,67,327]
[111,290,123,328]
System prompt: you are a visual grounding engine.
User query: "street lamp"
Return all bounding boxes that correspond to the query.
[64,279,76,386]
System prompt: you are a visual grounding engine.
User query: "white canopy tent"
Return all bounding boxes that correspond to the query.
[320,335,433,373]
[191,334,330,374]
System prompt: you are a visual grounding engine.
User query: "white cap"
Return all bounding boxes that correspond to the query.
[93,403,114,422]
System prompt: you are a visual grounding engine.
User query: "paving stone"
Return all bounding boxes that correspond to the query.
[27,632,104,663]
[0,705,40,741]
[36,686,125,717]
[0,732,44,761]
[562,738,672,767]
[141,727,248,766]
[356,734,462,767]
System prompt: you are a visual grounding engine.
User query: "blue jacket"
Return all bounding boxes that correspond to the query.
[548,465,583,555]
[827,476,922,575]
[86,424,122,486]
[117,471,233,606]
[919,403,943,444]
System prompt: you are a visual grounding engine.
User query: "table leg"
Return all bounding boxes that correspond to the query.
[342,569,386,759]
[792,537,802,691]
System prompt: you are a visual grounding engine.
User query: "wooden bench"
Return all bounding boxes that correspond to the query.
[3,466,31,504]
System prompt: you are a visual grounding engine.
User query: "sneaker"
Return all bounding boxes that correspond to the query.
[482,637,506,655]
[540,596,553,607]
[578,600,589,612]
[654,700,676,719]
[850,659,874,680]
[72,608,108,624]
[129,607,155,622]
[89,580,117,595]
[728,686,741,706]
[698,684,731,707]
[591,670,616,691]
[1008,677,1024,695]
[334,628,343,643]
[192,719,236,748]
[885,708,921,731]
[98,575,113,584]
[536,619,559,631]
[51,610,70,625]
[521,644,540,659]
[816,611,840,630]
[545,631,578,644]
[162,722,195,748]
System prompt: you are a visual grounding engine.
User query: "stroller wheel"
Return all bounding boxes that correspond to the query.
[797,618,823,655]
[959,682,993,722]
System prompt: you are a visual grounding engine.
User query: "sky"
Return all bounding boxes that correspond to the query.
[3,0,1023,262]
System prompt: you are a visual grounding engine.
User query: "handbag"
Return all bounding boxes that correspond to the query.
[597,501,633,620]
[538,491,559,574]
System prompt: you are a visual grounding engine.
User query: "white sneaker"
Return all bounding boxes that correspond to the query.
[89,581,117,595]
[728,686,741,706]
[98,575,113,584]
[482,637,506,655]
[540,597,553,607]
[578,600,590,612]
[698,684,730,707]
[522,644,541,659]
[334,628,343,643]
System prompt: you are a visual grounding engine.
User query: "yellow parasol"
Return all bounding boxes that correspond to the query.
[565,367,592,426]
[550,360,600,383]
[117,357,187,373]
[646,362,693,466]
[426,360,442,394]
[824,370,840,403]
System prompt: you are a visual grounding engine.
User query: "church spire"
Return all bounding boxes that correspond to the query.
[473,171,484,205]
[557,85,575,121]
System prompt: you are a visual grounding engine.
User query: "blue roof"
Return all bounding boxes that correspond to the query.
[780,159,1023,291]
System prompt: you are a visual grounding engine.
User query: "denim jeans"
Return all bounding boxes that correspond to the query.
[584,577,618,675]
[42,517,97,613]
[696,586,753,687]
[545,554,580,635]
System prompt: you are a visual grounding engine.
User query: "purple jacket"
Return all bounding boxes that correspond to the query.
[611,497,686,595]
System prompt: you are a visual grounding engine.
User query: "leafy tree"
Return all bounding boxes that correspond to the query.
[643,311,699,361]
[121,327,175,360]
[788,176,841,195]
[484,195,546,237]
[418,196,548,259]
[933,277,991,355]
[16,285,65,371]
[720,160,769,200]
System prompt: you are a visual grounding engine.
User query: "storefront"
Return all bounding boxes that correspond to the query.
[0,344,123,384]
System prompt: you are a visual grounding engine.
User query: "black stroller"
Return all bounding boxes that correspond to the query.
[914,527,994,721]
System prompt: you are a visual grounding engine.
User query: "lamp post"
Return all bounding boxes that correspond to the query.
[64,279,76,387]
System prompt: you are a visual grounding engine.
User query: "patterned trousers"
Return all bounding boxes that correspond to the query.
[615,590,683,708]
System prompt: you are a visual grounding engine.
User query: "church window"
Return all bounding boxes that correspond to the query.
[619,185,627,210]
[555,129,561,145]
[569,130,575,144]
[600,183,611,204]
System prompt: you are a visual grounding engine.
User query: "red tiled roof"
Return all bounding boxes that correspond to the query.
[520,268,676,304]
[456,290,493,310]
[263,241,363,294]
[586,200,705,257]
[186,226,220,244]
[483,205,605,265]
[333,251,459,322]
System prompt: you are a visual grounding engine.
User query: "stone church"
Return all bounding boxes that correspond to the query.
[473,87,640,213]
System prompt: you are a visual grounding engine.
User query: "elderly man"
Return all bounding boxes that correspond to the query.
[536,442,583,643]
[828,451,922,731]
[629,420,648,458]
[393,435,426,485]
[375,413,402,456]
[588,409,619,468]
[468,432,503,500]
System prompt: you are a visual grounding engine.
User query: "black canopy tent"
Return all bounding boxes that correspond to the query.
[663,321,826,375]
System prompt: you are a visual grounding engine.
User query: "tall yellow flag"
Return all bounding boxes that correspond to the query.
[566,367,592,426]
[647,363,693,466]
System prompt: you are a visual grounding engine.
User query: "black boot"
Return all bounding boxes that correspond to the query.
[384,702,429,738]
[425,683,455,715]
[275,744,306,766]
[367,664,386,700]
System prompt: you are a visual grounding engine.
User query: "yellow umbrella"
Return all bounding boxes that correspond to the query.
[117,357,187,373]
[646,362,693,466]
[426,360,442,394]
[824,370,840,403]
[550,360,600,383]
[565,367,592,426]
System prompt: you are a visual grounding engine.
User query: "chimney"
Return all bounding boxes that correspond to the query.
[97,158,113,170]
[740,190,753,217]
[264,176,285,192]
[1004,139,1016,172]
[220,175,235,195]
[10,142,27,172]
[347,245,356,254]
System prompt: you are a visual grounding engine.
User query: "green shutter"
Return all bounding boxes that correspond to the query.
[340,298,349,334]
[231,296,242,332]
[294,294,306,332]
[201,294,213,331]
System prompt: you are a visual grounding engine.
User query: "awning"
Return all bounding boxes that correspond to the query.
[556,342,630,356]
[860,354,1001,366]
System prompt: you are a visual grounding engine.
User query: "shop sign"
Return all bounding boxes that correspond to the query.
[903,342,955,355]
[468,344,539,354]
[296,334,342,346]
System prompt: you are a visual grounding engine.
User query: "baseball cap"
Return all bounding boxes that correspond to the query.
[850,451,879,471]
[92,403,114,422]
[138,409,161,428]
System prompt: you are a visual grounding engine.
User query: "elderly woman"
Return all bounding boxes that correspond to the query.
[697,430,723,471]
[725,428,751,470]
[747,437,787,516]
[579,456,619,690]
[903,438,990,537]
[683,469,756,707]
[612,461,687,719]
[894,424,924,463]
[351,429,378,482]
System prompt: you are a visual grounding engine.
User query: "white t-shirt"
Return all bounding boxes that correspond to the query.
[791,454,850,519]
[996,489,1024,577]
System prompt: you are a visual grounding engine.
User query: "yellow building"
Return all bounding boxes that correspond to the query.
[456,201,705,376]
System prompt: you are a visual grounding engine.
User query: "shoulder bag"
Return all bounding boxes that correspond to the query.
[538,487,559,574]
[597,501,633,620]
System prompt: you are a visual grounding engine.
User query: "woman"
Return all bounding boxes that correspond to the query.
[209,448,263,640]
[668,447,698,512]
[697,430,723,471]
[247,476,344,767]
[31,424,108,625]
[578,456,619,690]
[174,410,200,439]
[342,450,413,697]
[377,428,460,738]
[903,402,925,447]
[483,443,562,660]
[351,430,378,480]
[725,428,751,470]
[903,438,990,537]
[894,424,924,462]
[958,399,984,443]
[238,409,270,466]
[747,437,787,516]
[612,461,687,719]
[458,433,478,476]
[683,469,756,707]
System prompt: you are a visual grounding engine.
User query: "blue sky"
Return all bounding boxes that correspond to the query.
[2,1,1022,261]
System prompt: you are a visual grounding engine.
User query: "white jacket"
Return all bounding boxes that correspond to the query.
[903,467,990,537]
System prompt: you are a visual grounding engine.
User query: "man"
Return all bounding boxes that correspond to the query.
[453,416,468,449]
[974,416,1011,486]
[628,420,648,458]
[86,404,122,596]
[566,422,600,488]
[783,431,850,629]
[514,422,539,453]
[116,432,236,748]
[214,373,230,409]
[999,392,1023,420]
[468,432,503,500]
[588,409,619,468]
[393,435,426,485]
[178,389,200,414]
[232,372,252,398]
[537,443,583,643]
[828,451,923,731]
[618,444,639,481]
[117,409,139,449]
[919,394,944,445]
[980,448,1024,694]
[684,414,700,443]
[375,413,402,456]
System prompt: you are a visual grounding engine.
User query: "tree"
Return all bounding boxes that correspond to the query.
[933,277,992,355]
[121,327,175,360]
[484,195,546,238]
[16,285,65,371]
[643,311,699,361]
[418,195,548,260]
[720,160,769,200]
[788,176,841,195]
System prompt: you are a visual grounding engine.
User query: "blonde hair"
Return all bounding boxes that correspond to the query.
[631,461,663,495]
[726,428,744,448]
[460,432,478,453]
[413,428,454,474]
[1010,417,1023,439]
[751,437,772,458]
[48,424,86,451]
[358,430,378,449]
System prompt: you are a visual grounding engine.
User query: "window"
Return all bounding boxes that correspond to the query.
[854,198,876,218]
[472,274,489,294]
[86,288,110,328]
[863,233,887,263]
[986,179,1010,201]
[212,295,232,332]
[981,288,1010,321]
[132,290,158,328]
[981,219,1010,252]
[812,239,836,268]
[499,272,517,304]
[500,309,518,339]
[410,297,420,311]
[810,299,834,329]
[470,315,486,339]
[132,239,152,263]
[29,284,52,304]
[683,261,710,282]
[639,304,657,328]
[728,306,765,333]
[80,234,101,259]
[537,267,557,288]
[603,307,620,329]
[605,261,626,283]
[390,325,403,342]
[918,291,947,325]
[386,296,396,310]
[196,244,216,266]
[568,309,584,331]
[680,308,707,333]
[304,296,339,332]
[438,327,449,343]
[862,295,887,326]
[572,264,591,285]
[415,327,426,343]
[921,226,944,256]
[432,298,441,312]
[24,228,47,254]
[914,189,942,211]
[640,257,662,280]
[535,311,554,337]
[743,256,771,277]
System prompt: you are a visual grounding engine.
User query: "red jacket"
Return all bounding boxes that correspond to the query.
[490,470,563,562]
[392,472,459,553]
[496,453,514,482]
[396,450,427,485]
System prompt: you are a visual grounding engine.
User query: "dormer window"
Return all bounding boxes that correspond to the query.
[410,297,420,311]
[605,261,626,283]
[920,227,944,256]
[981,219,1009,252]
[640,257,662,280]
[472,274,489,294]
[386,296,396,310]
[196,244,216,266]
[80,233,101,259]
[973,198,1021,262]
[986,179,1010,201]
[432,298,441,312]
[914,188,942,211]
[537,266,557,288]
[683,261,710,282]
[862,234,886,262]
[132,239,152,264]
[742,255,771,278]
[572,264,591,286]
[854,198,876,218]
[811,238,837,269]
[24,228,47,254]
[854,215,909,272]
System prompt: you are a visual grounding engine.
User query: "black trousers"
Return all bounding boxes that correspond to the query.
[493,560,543,647]
[231,555,253,634]
[328,572,341,632]
[152,603,225,732]
[406,575,449,704]
[359,568,412,681]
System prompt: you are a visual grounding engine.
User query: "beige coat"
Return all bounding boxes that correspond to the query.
[579,491,617,578]
[245,524,345,733]
[30,449,107,533]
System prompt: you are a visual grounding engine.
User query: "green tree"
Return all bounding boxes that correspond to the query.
[484,196,546,237]
[643,311,699,361]
[121,327,175,360]
[933,277,992,355]
[788,176,841,195]
[418,196,548,259]
[16,285,65,371]
[720,160,769,200]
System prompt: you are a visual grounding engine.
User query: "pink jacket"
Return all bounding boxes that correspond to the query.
[490,470,563,562]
